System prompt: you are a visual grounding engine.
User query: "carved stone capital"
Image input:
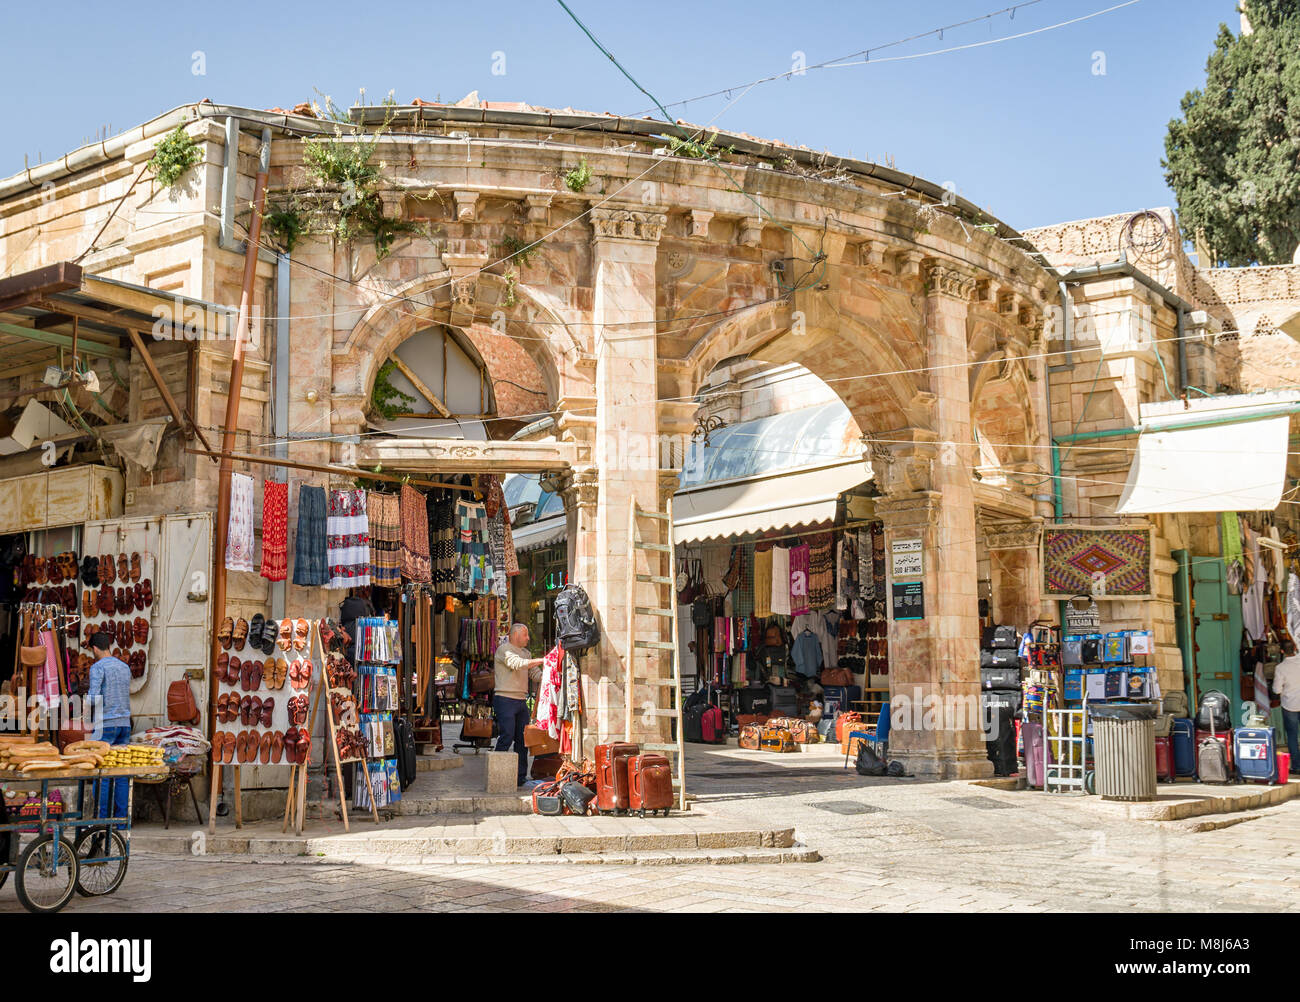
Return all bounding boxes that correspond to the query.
[860,239,887,269]
[864,429,939,496]
[557,465,599,512]
[738,216,764,247]
[453,190,480,222]
[658,472,680,510]
[925,261,976,300]
[591,206,667,243]
[897,250,924,279]
[525,193,553,237]
[872,491,943,533]
[688,209,714,239]
[983,519,1043,551]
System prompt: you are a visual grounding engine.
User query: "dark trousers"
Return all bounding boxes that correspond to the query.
[493,695,530,784]
[1283,709,1300,762]
[97,725,132,824]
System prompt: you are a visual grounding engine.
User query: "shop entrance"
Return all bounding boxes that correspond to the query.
[1190,554,1243,727]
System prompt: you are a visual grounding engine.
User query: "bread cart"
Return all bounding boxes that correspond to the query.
[0,764,164,913]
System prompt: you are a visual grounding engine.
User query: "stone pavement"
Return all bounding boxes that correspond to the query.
[6,740,1300,912]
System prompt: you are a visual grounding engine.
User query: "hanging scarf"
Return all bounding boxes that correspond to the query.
[367,491,401,588]
[789,543,811,616]
[224,472,255,572]
[428,493,457,587]
[808,533,834,610]
[752,546,772,619]
[770,546,791,616]
[483,477,519,577]
[455,500,493,594]
[534,643,564,739]
[399,484,432,583]
[733,544,754,616]
[259,479,288,581]
[327,489,370,589]
[293,485,329,586]
[858,527,874,600]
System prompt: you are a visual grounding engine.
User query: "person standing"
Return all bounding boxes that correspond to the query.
[494,623,544,787]
[1272,648,1300,765]
[86,632,132,824]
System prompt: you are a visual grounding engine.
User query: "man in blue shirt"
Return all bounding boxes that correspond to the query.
[86,632,132,823]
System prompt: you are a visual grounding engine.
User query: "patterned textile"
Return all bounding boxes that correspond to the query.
[224,473,255,572]
[293,485,329,586]
[752,546,772,618]
[533,643,564,739]
[367,491,401,588]
[482,478,519,577]
[789,543,811,616]
[455,500,494,594]
[327,489,371,589]
[836,533,858,611]
[858,527,874,601]
[733,544,754,616]
[808,533,834,610]
[399,484,432,583]
[1042,527,1152,597]
[427,493,456,588]
[770,546,791,616]
[487,506,508,600]
[259,480,288,581]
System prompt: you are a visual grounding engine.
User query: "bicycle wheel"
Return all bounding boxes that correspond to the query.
[15,834,78,914]
[0,832,9,891]
[73,827,128,897]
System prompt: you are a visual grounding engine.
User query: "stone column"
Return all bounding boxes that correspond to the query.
[872,262,991,780]
[584,206,666,749]
[984,519,1044,628]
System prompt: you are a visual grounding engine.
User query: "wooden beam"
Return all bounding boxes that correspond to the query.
[184,447,482,494]
[0,321,128,359]
[0,262,82,312]
[388,354,451,418]
[126,327,213,454]
[81,275,236,340]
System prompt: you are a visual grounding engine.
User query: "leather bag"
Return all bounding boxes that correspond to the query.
[524,723,560,755]
[167,678,201,725]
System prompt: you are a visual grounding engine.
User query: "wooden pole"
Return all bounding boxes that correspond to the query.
[184,447,480,494]
[209,127,271,815]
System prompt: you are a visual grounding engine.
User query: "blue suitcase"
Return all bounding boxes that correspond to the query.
[1233,727,1277,783]
[1171,718,1196,777]
[822,685,861,711]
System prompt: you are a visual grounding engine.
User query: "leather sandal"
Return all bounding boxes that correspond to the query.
[133,617,149,646]
[133,583,144,611]
[295,731,310,765]
[261,617,280,656]
[234,731,246,763]
[218,616,234,650]
[32,556,46,585]
[99,553,115,584]
[81,555,99,586]
[239,696,253,726]
[272,658,288,690]
[232,617,249,651]
[317,620,335,649]
[250,658,264,690]
[248,613,265,651]
[241,659,254,691]
[130,551,141,583]
[293,618,311,652]
[100,586,116,616]
[140,578,153,607]
[259,732,272,764]
[250,696,263,727]
[278,619,293,652]
[225,655,240,687]
[117,553,129,582]
[260,696,274,728]
[284,727,298,763]
[271,731,284,764]
[83,588,95,619]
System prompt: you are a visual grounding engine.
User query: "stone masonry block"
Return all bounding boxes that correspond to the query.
[485,751,518,793]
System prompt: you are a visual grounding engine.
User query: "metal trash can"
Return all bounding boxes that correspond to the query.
[1090,702,1157,801]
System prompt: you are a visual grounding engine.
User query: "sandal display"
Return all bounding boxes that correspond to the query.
[217,616,233,651]
[232,617,249,651]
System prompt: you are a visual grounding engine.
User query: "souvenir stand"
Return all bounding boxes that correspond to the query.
[350,617,403,814]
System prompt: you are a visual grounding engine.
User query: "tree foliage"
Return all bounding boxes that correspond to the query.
[1163,0,1300,265]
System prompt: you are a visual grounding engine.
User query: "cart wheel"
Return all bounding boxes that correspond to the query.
[1084,770,1097,796]
[638,808,646,819]
[73,827,128,897]
[0,832,9,891]
[15,834,78,914]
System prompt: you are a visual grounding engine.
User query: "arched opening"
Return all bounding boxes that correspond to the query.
[370,325,498,441]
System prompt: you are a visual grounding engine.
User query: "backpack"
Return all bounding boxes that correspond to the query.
[553,584,600,653]
[1195,690,1231,733]
[691,593,713,629]
[1197,736,1231,784]
[394,716,418,791]
[684,704,706,743]
[166,679,200,725]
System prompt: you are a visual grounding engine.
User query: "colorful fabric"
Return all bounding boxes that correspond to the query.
[327,489,371,589]
[293,485,329,585]
[836,533,858,611]
[259,480,288,581]
[858,527,874,601]
[483,478,519,577]
[789,543,811,616]
[752,546,772,618]
[399,484,432,583]
[224,472,255,572]
[533,643,564,739]
[808,533,834,610]
[455,500,494,594]
[733,544,754,616]
[428,493,457,587]
[367,491,401,588]
[1042,527,1152,597]
[770,546,790,616]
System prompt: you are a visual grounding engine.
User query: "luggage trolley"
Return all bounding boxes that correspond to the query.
[1043,707,1087,794]
[0,765,160,914]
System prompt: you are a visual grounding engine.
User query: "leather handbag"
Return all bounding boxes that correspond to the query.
[560,781,597,816]
[722,546,743,593]
[19,645,45,669]
[461,702,495,739]
[167,678,201,725]
[469,663,494,693]
[691,589,713,629]
[676,558,699,605]
[820,667,854,687]
[524,723,560,755]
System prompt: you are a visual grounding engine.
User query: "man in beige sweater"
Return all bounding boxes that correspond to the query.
[494,624,544,786]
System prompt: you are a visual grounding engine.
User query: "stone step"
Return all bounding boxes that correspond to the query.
[416,752,465,772]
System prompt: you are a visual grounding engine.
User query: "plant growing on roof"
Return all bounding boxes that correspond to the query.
[370,359,417,420]
[148,125,201,187]
[500,233,536,268]
[666,131,734,161]
[263,203,308,252]
[563,157,593,193]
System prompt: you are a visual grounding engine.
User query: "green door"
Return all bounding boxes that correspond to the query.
[1191,556,1242,727]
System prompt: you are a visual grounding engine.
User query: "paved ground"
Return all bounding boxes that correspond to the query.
[5,743,1299,912]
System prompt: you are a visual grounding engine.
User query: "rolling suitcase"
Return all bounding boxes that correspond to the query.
[980,666,1021,691]
[1171,718,1196,777]
[822,684,861,713]
[627,753,673,817]
[1198,733,1231,784]
[767,684,798,716]
[1196,729,1233,771]
[1233,726,1277,783]
[1154,735,1175,782]
[595,741,639,815]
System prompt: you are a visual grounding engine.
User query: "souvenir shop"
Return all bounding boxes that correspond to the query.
[674,512,891,742]
[211,463,589,827]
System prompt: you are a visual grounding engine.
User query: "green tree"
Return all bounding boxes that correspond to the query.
[1163,0,1300,265]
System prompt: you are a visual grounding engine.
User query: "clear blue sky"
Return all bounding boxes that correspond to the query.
[0,0,1234,231]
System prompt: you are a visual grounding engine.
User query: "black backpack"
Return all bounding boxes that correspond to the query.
[554,584,600,653]
[1195,690,1231,733]
[394,716,418,791]
[684,704,706,743]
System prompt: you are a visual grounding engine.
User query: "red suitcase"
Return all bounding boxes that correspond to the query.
[1154,735,1175,782]
[627,752,673,818]
[595,741,639,815]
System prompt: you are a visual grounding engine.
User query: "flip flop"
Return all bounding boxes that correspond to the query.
[271,731,284,764]
[217,616,233,650]
[260,696,274,728]
[259,732,272,764]
[232,617,249,652]
[234,731,246,763]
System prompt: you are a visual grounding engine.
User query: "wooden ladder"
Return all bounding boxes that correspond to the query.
[624,494,687,810]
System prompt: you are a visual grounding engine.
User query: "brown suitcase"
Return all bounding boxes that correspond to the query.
[768,716,813,742]
[739,723,763,750]
[760,726,797,753]
[627,752,673,817]
[595,741,639,815]
[531,753,563,780]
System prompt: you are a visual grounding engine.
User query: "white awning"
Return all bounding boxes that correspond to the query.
[1115,391,1300,514]
[511,515,566,554]
[672,460,872,544]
